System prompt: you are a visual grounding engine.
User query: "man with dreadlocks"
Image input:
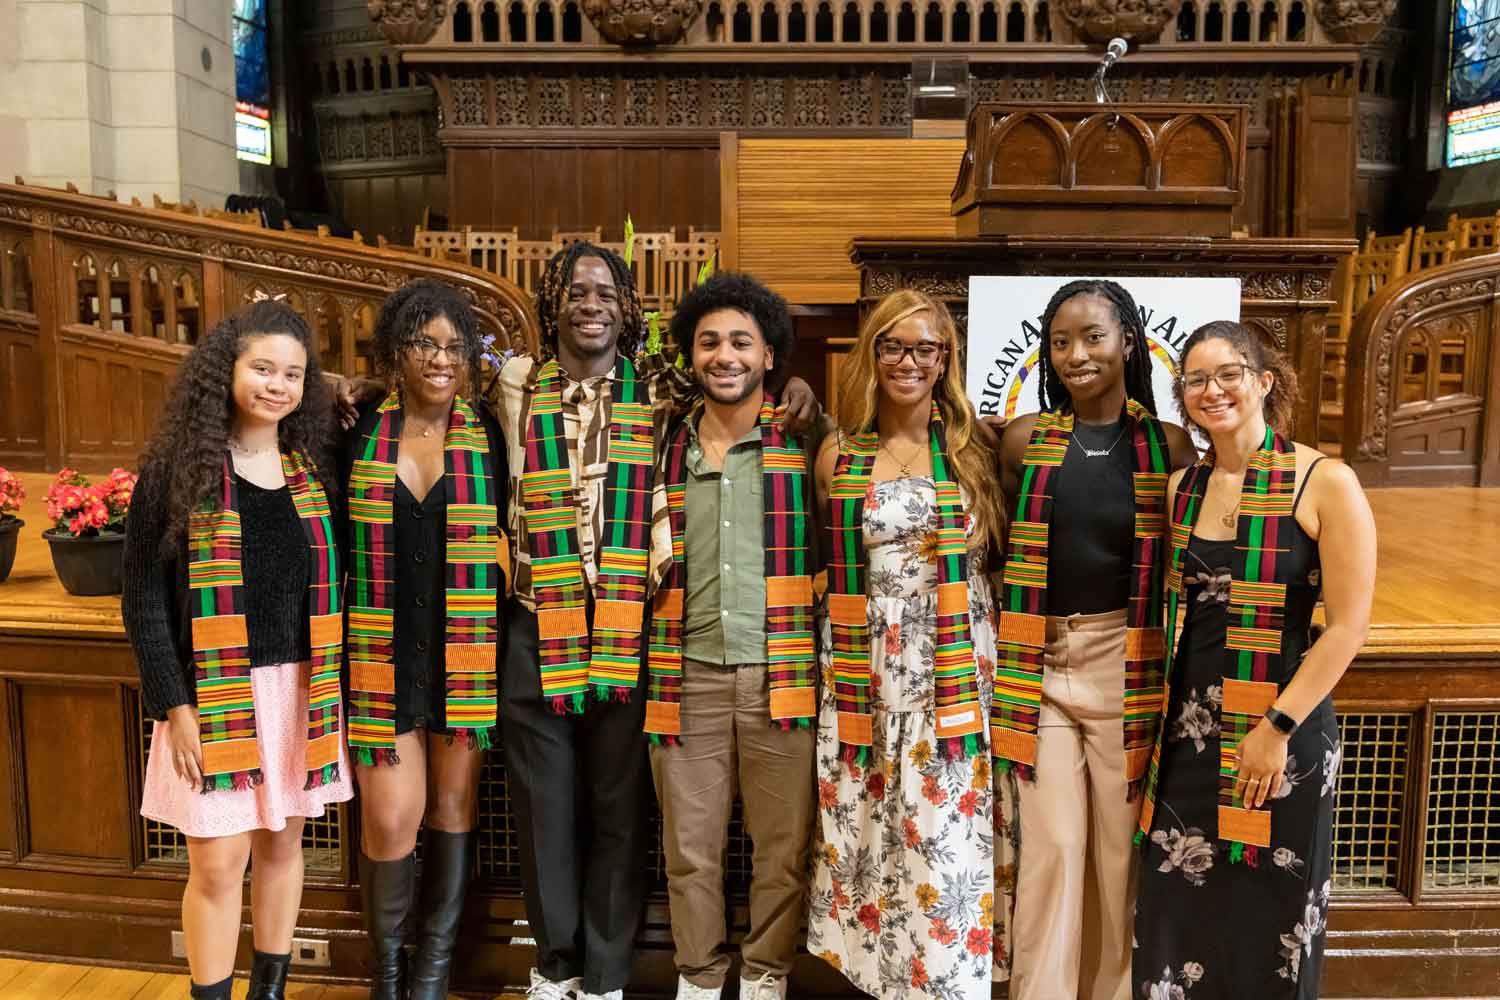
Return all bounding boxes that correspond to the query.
[993,279,1197,1000]
[489,242,817,1000]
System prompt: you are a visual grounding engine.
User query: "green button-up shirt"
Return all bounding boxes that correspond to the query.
[681,417,770,665]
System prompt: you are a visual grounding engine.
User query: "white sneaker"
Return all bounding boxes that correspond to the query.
[739,973,785,1000]
[527,968,581,1000]
[675,975,723,1000]
[579,991,623,1000]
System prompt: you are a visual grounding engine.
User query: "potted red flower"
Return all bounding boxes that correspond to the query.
[0,467,24,583]
[43,467,137,596]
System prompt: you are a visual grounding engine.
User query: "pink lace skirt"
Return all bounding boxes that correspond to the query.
[140,660,353,839]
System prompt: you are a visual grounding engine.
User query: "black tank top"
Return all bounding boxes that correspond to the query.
[1044,416,1136,616]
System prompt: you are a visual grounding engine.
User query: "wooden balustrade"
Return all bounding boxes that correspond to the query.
[0,182,538,471]
[411,225,721,316]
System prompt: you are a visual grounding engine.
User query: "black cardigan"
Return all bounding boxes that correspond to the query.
[123,461,331,721]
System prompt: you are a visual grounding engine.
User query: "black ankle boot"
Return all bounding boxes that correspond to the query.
[189,976,233,1000]
[247,950,291,999]
[408,830,473,1000]
[360,850,416,1000]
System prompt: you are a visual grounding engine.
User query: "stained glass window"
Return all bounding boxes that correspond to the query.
[234,0,271,164]
[1447,0,1500,167]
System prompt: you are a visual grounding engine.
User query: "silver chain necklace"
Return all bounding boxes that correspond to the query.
[1068,423,1128,458]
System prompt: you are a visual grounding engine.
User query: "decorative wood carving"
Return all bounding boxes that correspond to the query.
[1344,252,1500,486]
[1057,0,1185,45]
[952,102,1248,238]
[581,0,704,45]
[0,180,539,468]
[1314,0,1398,45]
[367,0,451,45]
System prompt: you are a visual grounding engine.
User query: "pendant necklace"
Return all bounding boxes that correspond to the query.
[1069,422,1127,458]
[880,439,924,477]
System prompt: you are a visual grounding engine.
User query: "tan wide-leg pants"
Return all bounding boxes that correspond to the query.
[649,659,816,988]
[1010,609,1136,1000]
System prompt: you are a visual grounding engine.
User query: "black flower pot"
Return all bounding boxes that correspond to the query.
[0,518,21,583]
[44,529,126,596]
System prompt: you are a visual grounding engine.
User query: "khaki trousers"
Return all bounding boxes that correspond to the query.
[649,659,816,987]
[1011,609,1136,1000]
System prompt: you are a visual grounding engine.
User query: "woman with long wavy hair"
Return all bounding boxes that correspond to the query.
[806,289,1018,999]
[125,300,352,1000]
[340,278,507,1000]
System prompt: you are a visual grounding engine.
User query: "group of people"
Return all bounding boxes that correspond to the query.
[122,241,1376,1000]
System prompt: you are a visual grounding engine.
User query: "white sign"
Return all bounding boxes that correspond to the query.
[965,276,1242,420]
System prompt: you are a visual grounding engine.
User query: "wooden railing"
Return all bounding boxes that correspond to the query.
[0,182,538,471]
[412,225,719,317]
[1341,250,1500,487]
[1319,209,1500,449]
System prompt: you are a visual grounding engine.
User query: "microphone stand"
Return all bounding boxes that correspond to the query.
[1093,36,1128,129]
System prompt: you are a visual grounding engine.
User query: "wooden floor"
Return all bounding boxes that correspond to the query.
[0,958,382,999]
[5,472,1499,655]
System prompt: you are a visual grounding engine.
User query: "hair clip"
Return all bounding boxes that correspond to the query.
[249,289,289,303]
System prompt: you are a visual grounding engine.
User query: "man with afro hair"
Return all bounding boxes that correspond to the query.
[487,248,820,1000]
[644,270,833,1000]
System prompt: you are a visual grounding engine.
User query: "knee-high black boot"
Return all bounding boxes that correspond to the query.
[408,830,473,1000]
[246,950,291,999]
[189,975,234,1000]
[360,850,415,1000]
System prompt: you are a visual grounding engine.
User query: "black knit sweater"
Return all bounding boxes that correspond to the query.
[123,464,315,721]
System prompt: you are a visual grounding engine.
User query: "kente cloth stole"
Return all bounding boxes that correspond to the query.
[1136,426,1296,864]
[522,356,653,714]
[346,392,502,764]
[827,402,983,764]
[645,394,816,744]
[188,453,343,794]
[992,400,1169,784]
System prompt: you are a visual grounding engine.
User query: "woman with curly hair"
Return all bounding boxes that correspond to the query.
[1133,322,1374,1000]
[125,300,351,1000]
[807,289,1017,1000]
[995,279,1197,1000]
[340,277,507,1000]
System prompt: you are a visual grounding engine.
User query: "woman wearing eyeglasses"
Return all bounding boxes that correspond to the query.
[995,280,1197,1000]
[1133,321,1374,1000]
[807,290,1018,1000]
[340,279,508,1000]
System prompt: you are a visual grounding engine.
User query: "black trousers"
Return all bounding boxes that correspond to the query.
[500,599,650,994]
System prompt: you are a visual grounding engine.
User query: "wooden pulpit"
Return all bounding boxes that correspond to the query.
[951,102,1248,239]
[850,100,1355,442]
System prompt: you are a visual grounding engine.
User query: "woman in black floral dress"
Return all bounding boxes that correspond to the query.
[1133,322,1376,1000]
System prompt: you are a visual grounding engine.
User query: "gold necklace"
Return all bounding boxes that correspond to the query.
[879,438,924,477]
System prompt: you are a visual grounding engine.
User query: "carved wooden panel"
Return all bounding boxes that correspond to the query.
[58,328,184,470]
[0,324,45,466]
[1293,73,1357,238]
[19,681,132,867]
[447,146,719,240]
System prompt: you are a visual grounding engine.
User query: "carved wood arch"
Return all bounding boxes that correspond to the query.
[1343,253,1500,487]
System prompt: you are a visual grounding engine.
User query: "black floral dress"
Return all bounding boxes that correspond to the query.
[1134,523,1341,1000]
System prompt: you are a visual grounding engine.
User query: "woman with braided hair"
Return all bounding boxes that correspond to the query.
[490,242,819,1000]
[1133,322,1374,999]
[995,279,1197,1000]
[340,278,507,1000]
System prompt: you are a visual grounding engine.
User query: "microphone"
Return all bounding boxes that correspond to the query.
[1102,36,1129,69]
[1094,37,1128,106]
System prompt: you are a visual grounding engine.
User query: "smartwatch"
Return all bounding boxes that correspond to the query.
[1264,706,1300,735]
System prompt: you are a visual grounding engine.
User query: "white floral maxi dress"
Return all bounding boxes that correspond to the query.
[807,477,1020,1000]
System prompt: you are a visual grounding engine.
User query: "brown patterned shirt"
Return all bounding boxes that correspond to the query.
[488,354,685,611]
